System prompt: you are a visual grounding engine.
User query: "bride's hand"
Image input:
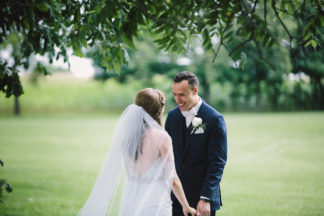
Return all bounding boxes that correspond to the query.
[183,206,196,216]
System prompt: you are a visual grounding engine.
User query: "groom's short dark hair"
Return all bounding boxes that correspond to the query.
[174,71,199,90]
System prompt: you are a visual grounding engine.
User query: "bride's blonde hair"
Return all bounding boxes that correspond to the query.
[135,88,165,126]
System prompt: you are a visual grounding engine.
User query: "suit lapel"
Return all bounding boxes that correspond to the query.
[175,108,186,154]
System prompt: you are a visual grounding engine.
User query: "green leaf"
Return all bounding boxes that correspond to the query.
[154,36,170,45]
[5,183,13,193]
[66,40,73,47]
[304,32,313,41]
[122,35,136,49]
[35,3,49,12]
[118,47,124,62]
[287,3,293,14]
[103,62,112,72]
[202,28,212,49]
[154,25,166,35]
[80,37,87,48]
[303,19,315,37]
[267,37,276,48]
[310,40,317,49]
[87,9,99,15]
[320,16,324,26]
[304,39,317,49]
[293,0,301,9]
[23,20,30,30]
[73,40,83,57]
[223,30,233,39]
[113,60,122,73]
[121,48,129,64]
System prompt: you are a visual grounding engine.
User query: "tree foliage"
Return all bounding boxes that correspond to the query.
[1,0,323,98]
[289,1,324,108]
[0,159,13,203]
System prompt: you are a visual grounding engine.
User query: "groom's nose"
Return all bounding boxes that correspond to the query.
[174,96,179,103]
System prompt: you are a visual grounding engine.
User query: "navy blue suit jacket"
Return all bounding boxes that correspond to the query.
[165,100,227,211]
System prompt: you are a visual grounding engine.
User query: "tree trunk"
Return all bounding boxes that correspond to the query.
[14,96,20,115]
[316,78,324,109]
[197,63,210,103]
[255,92,261,112]
[200,75,210,103]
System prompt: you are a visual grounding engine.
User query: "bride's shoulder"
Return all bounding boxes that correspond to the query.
[148,128,170,138]
[145,128,171,142]
[145,129,172,154]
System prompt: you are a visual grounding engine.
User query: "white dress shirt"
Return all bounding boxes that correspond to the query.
[181,98,202,128]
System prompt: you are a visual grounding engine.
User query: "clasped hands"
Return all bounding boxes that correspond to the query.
[183,200,211,216]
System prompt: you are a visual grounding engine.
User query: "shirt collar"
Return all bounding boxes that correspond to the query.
[192,97,202,114]
[181,97,202,116]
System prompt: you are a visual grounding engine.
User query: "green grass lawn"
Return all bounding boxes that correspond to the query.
[0,112,324,216]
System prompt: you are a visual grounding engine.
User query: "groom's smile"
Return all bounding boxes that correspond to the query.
[172,80,199,111]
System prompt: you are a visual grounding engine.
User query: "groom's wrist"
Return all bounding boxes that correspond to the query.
[200,196,211,202]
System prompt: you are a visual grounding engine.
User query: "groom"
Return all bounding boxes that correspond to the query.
[165,71,227,216]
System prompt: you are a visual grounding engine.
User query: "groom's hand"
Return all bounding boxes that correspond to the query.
[196,200,210,216]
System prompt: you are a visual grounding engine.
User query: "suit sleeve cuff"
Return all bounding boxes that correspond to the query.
[200,196,211,202]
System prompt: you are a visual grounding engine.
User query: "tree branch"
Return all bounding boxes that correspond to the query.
[272,0,294,48]
[229,38,252,57]
[220,41,239,68]
[288,1,302,31]
[253,39,275,70]
[237,1,277,69]
[252,0,258,13]
[221,40,231,54]
[274,7,294,16]
[315,0,322,11]
[314,0,324,28]
[264,0,267,24]
[212,37,222,63]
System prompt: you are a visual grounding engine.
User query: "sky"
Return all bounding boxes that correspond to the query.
[0,41,200,79]
[50,55,95,78]
[0,46,95,78]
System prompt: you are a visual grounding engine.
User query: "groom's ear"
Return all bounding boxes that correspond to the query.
[193,86,198,95]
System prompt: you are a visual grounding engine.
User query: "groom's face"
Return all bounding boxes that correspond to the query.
[172,80,198,111]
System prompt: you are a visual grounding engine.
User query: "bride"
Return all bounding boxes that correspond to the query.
[77,88,196,216]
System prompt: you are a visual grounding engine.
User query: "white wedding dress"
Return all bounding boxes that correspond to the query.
[121,157,173,216]
[77,105,174,216]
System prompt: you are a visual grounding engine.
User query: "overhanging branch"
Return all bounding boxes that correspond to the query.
[253,39,275,70]
[264,0,267,24]
[272,0,294,48]
[212,37,222,63]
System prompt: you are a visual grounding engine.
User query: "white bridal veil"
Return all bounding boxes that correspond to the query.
[78,104,175,216]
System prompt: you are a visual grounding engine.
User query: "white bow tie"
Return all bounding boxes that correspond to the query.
[181,108,197,118]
